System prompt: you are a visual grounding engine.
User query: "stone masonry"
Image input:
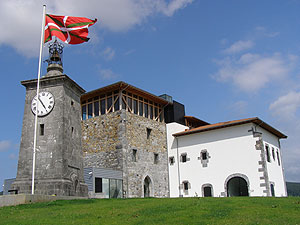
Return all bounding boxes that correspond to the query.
[12,64,88,197]
[82,110,169,198]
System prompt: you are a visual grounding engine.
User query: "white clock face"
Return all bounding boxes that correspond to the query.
[31,91,55,116]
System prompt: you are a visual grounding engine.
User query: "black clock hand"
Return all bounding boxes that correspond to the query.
[38,97,47,111]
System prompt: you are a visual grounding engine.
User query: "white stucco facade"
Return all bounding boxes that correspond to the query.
[167,121,287,198]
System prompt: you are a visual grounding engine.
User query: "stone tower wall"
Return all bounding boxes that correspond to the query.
[124,111,169,198]
[82,109,169,198]
[12,75,88,196]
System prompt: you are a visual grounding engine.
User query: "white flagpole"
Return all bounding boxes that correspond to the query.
[32,4,46,195]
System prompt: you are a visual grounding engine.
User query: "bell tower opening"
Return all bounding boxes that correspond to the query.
[46,40,64,76]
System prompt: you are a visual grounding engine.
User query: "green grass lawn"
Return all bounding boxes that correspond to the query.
[0,197,300,225]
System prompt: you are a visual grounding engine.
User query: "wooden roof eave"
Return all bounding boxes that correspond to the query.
[81,81,169,105]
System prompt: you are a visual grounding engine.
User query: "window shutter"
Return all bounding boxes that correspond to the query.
[179,184,183,189]
[188,182,191,189]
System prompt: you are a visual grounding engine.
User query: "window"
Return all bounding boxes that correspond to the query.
[202,152,207,160]
[122,96,126,110]
[95,177,102,193]
[277,150,281,166]
[154,108,158,120]
[144,103,148,118]
[183,182,189,191]
[81,90,164,121]
[132,149,137,162]
[199,149,210,167]
[265,145,270,162]
[182,181,190,195]
[107,96,112,111]
[139,101,143,116]
[127,97,132,111]
[270,183,275,197]
[154,153,159,164]
[149,105,153,119]
[94,101,99,117]
[71,100,74,106]
[181,153,187,163]
[133,99,138,114]
[100,99,106,115]
[147,128,152,139]
[114,95,119,111]
[88,103,93,119]
[40,124,44,136]
[272,147,275,161]
[169,157,175,165]
[82,105,86,120]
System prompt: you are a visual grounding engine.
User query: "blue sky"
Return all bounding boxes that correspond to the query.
[1,0,300,191]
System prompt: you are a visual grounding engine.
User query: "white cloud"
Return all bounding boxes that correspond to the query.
[230,100,248,116]
[0,0,194,57]
[269,91,300,120]
[214,53,292,92]
[157,0,194,16]
[101,47,115,61]
[124,49,136,55]
[0,140,12,152]
[255,26,279,38]
[99,68,119,80]
[269,91,300,181]
[223,40,254,54]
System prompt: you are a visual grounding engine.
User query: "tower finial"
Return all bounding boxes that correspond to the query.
[46,40,64,76]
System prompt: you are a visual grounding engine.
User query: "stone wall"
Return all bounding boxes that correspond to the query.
[82,110,169,198]
[124,111,169,198]
[82,111,124,170]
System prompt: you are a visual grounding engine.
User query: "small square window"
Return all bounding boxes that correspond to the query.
[154,153,159,164]
[147,128,152,139]
[40,124,44,136]
[181,154,187,163]
[202,152,207,160]
[277,150,281,166]
[132,149,137,162]
[266,145,271,162]
[183,182,189,191]
[272,147,275,160]
[169,157,175,165]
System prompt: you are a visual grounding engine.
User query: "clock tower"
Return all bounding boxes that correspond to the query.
[12,42,88,196]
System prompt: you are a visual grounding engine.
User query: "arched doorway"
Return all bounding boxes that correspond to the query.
[144,176,152,197]
[227,176,249,197]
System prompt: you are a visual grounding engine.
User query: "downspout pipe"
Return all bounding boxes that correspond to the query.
[176,137,182,197]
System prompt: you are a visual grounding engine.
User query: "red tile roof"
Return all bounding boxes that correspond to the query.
[173,117,287,139]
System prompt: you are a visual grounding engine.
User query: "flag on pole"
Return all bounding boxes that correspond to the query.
[44,14,97,44]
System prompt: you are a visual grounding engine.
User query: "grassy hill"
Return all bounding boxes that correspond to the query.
[287,182,300,196]
[0,197,300,224]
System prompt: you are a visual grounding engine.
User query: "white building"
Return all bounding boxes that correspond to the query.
[167,117,287,197]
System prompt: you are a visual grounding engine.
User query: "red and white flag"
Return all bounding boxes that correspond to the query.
[44,14,97,44]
